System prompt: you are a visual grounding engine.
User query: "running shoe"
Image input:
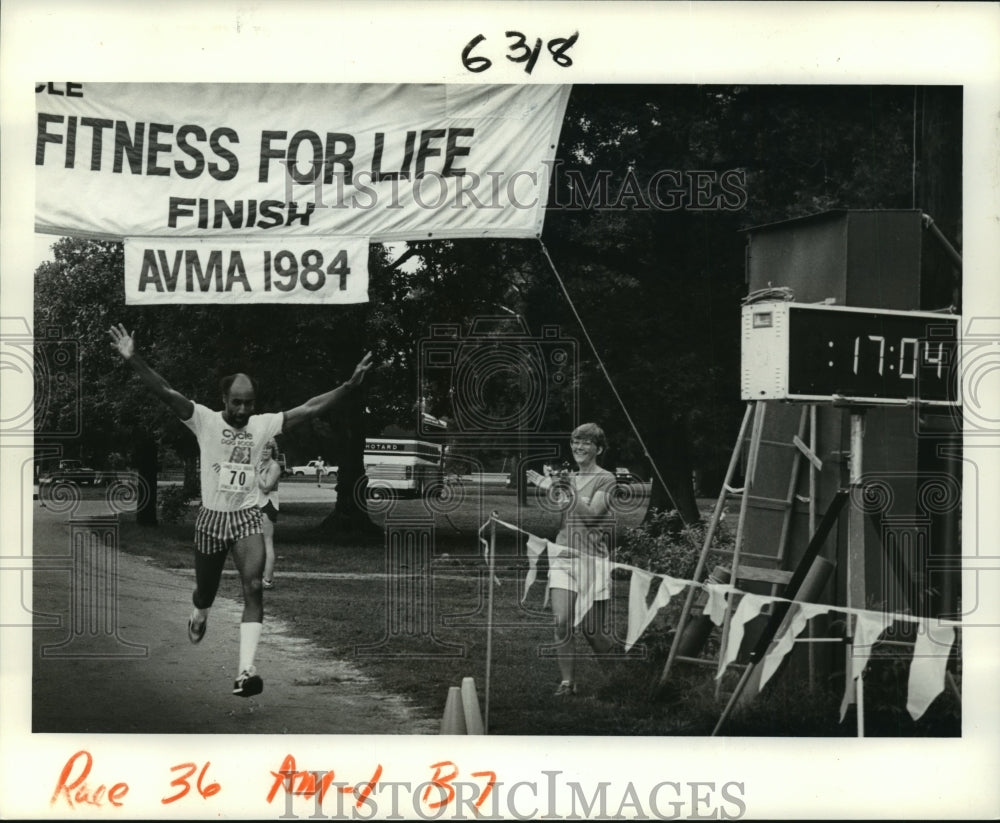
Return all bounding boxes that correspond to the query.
[554,680,577,697]
[187,616,207,644]
[233,668,263,697]
[262,578,274,590]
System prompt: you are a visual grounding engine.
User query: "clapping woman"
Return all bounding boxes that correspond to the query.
[526,422,618,696]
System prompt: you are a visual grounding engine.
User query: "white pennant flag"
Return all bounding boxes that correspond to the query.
[717,593,770,679]
[625,571,686,652]
[906,621,956,720]
[573,552,613,626]
[839,611,891,722]
[521,535,548,603]
[704,583,737,626]
[758,603,831,691]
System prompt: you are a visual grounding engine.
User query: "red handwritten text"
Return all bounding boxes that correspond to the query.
[423,760,496,810]
[161,761,221,804]
[267,754,383,810]
[50,750,129,809]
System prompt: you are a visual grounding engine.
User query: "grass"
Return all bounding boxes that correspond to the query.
[111,490,961,737]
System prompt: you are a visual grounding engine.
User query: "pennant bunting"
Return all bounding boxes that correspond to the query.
[625,571,686,652]
[717,593,770,678]
[478,517,961,724]
[573,552,614,626]
[522,535,548,603]
[906,621,957,720]
[705,583,739,626]
[839,611,891,722]
[758,603,831,691]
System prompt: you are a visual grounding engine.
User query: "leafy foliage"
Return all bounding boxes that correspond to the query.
[616,508,713,581]
[532,85,939,521]
[33,85,959,529]
[156,484,196,524]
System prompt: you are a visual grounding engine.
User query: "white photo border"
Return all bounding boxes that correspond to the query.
[2,1,998,819]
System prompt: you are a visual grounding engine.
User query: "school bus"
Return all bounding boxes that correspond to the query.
[364,438,443,497]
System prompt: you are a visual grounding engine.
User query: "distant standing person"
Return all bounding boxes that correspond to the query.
[258,439,281,590]
[315,456,325,487]
[108,323,372,698]
[527,422,618,697]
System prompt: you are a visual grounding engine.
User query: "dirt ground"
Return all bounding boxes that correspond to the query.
[30,503,437,735]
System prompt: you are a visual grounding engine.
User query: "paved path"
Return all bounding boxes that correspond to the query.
[31,505,436,735]
[33,478,343,505]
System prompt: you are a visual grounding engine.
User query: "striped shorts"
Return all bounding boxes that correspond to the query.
[193,506,264,555]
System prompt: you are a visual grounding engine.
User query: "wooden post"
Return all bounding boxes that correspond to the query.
[844,411,867,735]
[808,404,819,688]
[484,512,497,733]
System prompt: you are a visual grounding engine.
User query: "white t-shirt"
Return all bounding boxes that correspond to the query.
[182,403,284,512]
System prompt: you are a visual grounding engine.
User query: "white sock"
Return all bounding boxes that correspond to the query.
[238,621,263,673]
[191,607,209,623]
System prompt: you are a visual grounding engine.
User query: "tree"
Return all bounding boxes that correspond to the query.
[35,239,163,523]
[528,84,926,524]
[35,84,952,534]
[34,238,380,531]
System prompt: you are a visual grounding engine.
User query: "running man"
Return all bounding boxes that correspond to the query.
[108,323,373,697]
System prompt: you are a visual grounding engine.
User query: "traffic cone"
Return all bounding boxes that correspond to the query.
[461,677,484,735]
[439,686,467,734]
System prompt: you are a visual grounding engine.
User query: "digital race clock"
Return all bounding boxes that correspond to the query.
[741,302,960,406]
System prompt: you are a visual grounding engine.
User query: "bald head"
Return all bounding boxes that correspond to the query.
[220,372,257,397]
[220,372,257,428]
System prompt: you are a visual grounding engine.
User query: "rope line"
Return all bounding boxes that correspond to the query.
[537,239,687,525]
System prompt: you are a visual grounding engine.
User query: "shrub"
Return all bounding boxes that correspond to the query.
[613,508,735,664]
[616,507,731,581]
[158,484,195,524]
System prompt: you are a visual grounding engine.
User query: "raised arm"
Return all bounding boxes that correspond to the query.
[282,351,374,432]
[108,323,194,420]
[534,473,613,522]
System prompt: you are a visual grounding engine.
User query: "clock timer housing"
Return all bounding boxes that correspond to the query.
[741,301,960,406]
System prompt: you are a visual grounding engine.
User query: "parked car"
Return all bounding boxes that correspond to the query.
[615,467,640,484]
[41,459,101,485]
[290,460,338,477]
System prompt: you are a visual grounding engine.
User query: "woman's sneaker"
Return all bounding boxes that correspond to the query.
[554,680,577,697]
[262,578,274,590]
[233,667,263,697]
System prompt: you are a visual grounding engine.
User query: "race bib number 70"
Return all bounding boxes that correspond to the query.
[219,462,255,493]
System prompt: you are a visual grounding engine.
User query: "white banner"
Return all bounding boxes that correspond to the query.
[35,83,571,242]
[123,236,369,305]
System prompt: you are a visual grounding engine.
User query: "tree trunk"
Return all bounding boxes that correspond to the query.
[321,388,380,539]
[132,434,158,526]
[641,413,701,527]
